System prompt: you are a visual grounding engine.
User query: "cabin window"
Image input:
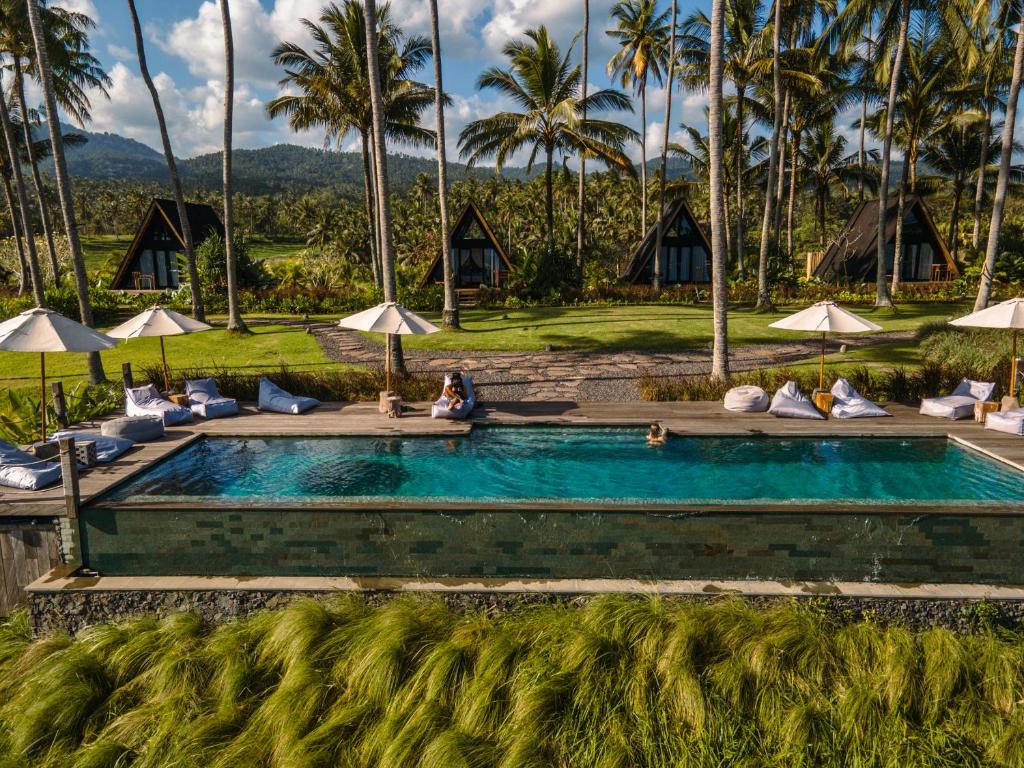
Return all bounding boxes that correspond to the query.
[168,252,180,287]
[140,249,154,277]
[659,245,709,283]
[156,250,168,286]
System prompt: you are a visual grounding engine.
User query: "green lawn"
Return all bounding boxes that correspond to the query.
[248,238,306,264]
[395,302,967,353]
[81,234,133,277]
[0,324,337,391]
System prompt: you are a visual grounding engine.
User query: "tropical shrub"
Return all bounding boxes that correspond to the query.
[0,383,122,444]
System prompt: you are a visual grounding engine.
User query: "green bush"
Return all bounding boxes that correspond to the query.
[1,596,1024,766]
[0,383,122,444]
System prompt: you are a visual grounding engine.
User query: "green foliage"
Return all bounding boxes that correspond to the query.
[195,234,272,297]
[2,596,1024,766]
[0,383,121,444]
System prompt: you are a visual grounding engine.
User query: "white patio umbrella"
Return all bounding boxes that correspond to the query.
[107,305,212,392]
[0,307,116,440]
[769,300,883,390]
[949,297,1024,398]
[338,302,439,392]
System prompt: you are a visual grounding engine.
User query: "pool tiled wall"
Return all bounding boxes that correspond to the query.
[80,506,1024,584]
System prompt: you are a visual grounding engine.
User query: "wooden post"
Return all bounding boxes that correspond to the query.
[160,335,170,393]
[58,437,79,519]
[51,381,68,429]
[39,352,46,441]
[122,361,133,389]
[819,332,827,391]
[1012,329,1019,399]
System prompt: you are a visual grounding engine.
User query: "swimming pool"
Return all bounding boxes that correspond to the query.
[97,428,1024,507]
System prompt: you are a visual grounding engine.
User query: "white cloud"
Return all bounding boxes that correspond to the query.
[482,0,619,63]
[106,43,134,62]
[60,0,99,24]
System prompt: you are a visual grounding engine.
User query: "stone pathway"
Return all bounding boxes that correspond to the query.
[306,321,914,401]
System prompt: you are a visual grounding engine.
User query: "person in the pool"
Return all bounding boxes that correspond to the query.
[444,372,467,411]
[647,423,668,446]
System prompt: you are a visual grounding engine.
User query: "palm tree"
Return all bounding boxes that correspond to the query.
[652,0,678,292]
[607,0,670,239]
[126,0,204,322]
[427,0,457,329]
[458,26,637,254]
[709,0,728,382]
[576,0,589,273]
[219,0,247,334]
[976,1,1024,311]
[0,75,42,305]
[0,157,29,295]
[24,0,103,382]
[755,0,783,309]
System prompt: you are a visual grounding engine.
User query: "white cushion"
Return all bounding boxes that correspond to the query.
[920,395,979,420]
[0,440,61,490]
[951,378,996,401]
[101,415,165,442]
[125,385,192,426]
[258,378,319,414]
[724,385,770,412]
[830,378,890,419]
[769,381,826,420]
[986,409,1024,436]
[432,375,476,419]
[48,431,134,463]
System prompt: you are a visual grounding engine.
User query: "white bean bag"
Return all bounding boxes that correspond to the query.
[724,385,770,412]
[101,415,165,443]
[830,378,891,419]
[986,408,1024,436]
[258,377,319,414]
[0,440,61,490]
[432,375,476,419]
[186,378,239,419]
[920,379,996,420]
[126,384,193,426]
[769,381,826,420]
[47,431,135,463]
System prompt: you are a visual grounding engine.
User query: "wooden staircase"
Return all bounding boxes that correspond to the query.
[456,288,481,309]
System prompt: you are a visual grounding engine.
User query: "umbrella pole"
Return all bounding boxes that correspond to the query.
[160,336,170,393]
[385,333,392,393]
[1012,329,1019,399]
[39,352,46,442]
[819,332,826,391]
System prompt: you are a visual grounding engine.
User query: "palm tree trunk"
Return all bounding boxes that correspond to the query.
[971,108,991,249]
[360,130,381,288]
[14,63,61,288]
[891,153,909,294]
[429,0,458,329]
[874,0,910,309]
[709,0,728,382]
[734,82,746,278]
[364,0,404,376]
[756,0,782,311]
[127,0,205,322]
[950,174,963,263]
[976,17,1024,311]
[786,129,798,260]
[818,189,826,248]
[639,84,648,239]
[219,0,247,333]
[576,0,589,275]
[773,90,789,249]
[1,170,29,296]
[25,0,104,382]
[368,129,384,289]
[544,145,555,254]
[653,0,677,292]
[857,93,867,201]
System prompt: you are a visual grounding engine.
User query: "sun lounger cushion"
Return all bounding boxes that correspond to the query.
[186,378,239,419]
[47,431,134,463]
[125,384,193,426]
[830,378,890,419]
[101,415,165,443]
[920,379,996,420]
[0,440,61,490]
[432,375,476,419]
[768,381,826,420]
[986,408,1024,436]
[258,377,319,414]
[724,385,770,412]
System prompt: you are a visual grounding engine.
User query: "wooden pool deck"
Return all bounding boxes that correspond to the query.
[4,399,1024,519]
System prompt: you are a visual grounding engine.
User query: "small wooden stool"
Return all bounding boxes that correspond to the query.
[168,393,189,407]
[378,390,397,414]
[974,400,999,423]
[385,395,402,418]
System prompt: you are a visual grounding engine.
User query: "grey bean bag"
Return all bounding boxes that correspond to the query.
[830,378,891,419]
[47,431,135,463]
[258,377,319,414]
[432,375,476,419]
[126,384,193,426]
[724,385,770,412]
[920,379,995,420]
[986,408,1024,436]
[0,440,61,490]
[769,381,826,420]
[186,378,239,419]
[101,415,166,443]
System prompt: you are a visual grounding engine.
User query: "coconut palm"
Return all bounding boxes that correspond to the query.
[577,0,589,273]
[755,0,783,309]
[126,0,204,322]
[0,155,29,295]
[606,0,670,238]
[0,76,42,305]
[219,0,247,334]
[24,0,103,382]
[458,26,637,254]
[709,0,728,381]
[652,0,678,291]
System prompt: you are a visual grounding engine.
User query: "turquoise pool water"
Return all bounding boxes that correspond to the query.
[97,428,1024,507]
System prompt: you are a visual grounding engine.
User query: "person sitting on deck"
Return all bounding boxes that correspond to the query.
[647,423,668,446]
[444,372,468,411]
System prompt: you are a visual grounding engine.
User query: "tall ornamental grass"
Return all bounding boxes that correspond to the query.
[1,596,1023,767]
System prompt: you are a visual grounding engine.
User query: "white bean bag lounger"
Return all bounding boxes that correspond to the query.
[830,378,890,419]
[768,381,826,420]
[919,379,995,420]
[432,375,476,419]
[986,409,1024,436]
[258,377,320,414]
[724,385,770,412]
[186,378,239,419]
[47,431,135,463]
[0,440,61,490]
[125,384,193,426]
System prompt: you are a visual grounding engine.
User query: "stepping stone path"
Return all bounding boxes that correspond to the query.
[305,321,913,401]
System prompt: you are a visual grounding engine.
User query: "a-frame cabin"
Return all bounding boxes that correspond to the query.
[422,201,513,288]
[813,194,958,283]
[620,198,712,285]
[111,199,224,291]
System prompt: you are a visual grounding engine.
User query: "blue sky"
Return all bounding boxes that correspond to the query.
[68,0,715,164]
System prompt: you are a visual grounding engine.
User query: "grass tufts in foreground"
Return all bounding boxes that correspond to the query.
[1,596,1023,767]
